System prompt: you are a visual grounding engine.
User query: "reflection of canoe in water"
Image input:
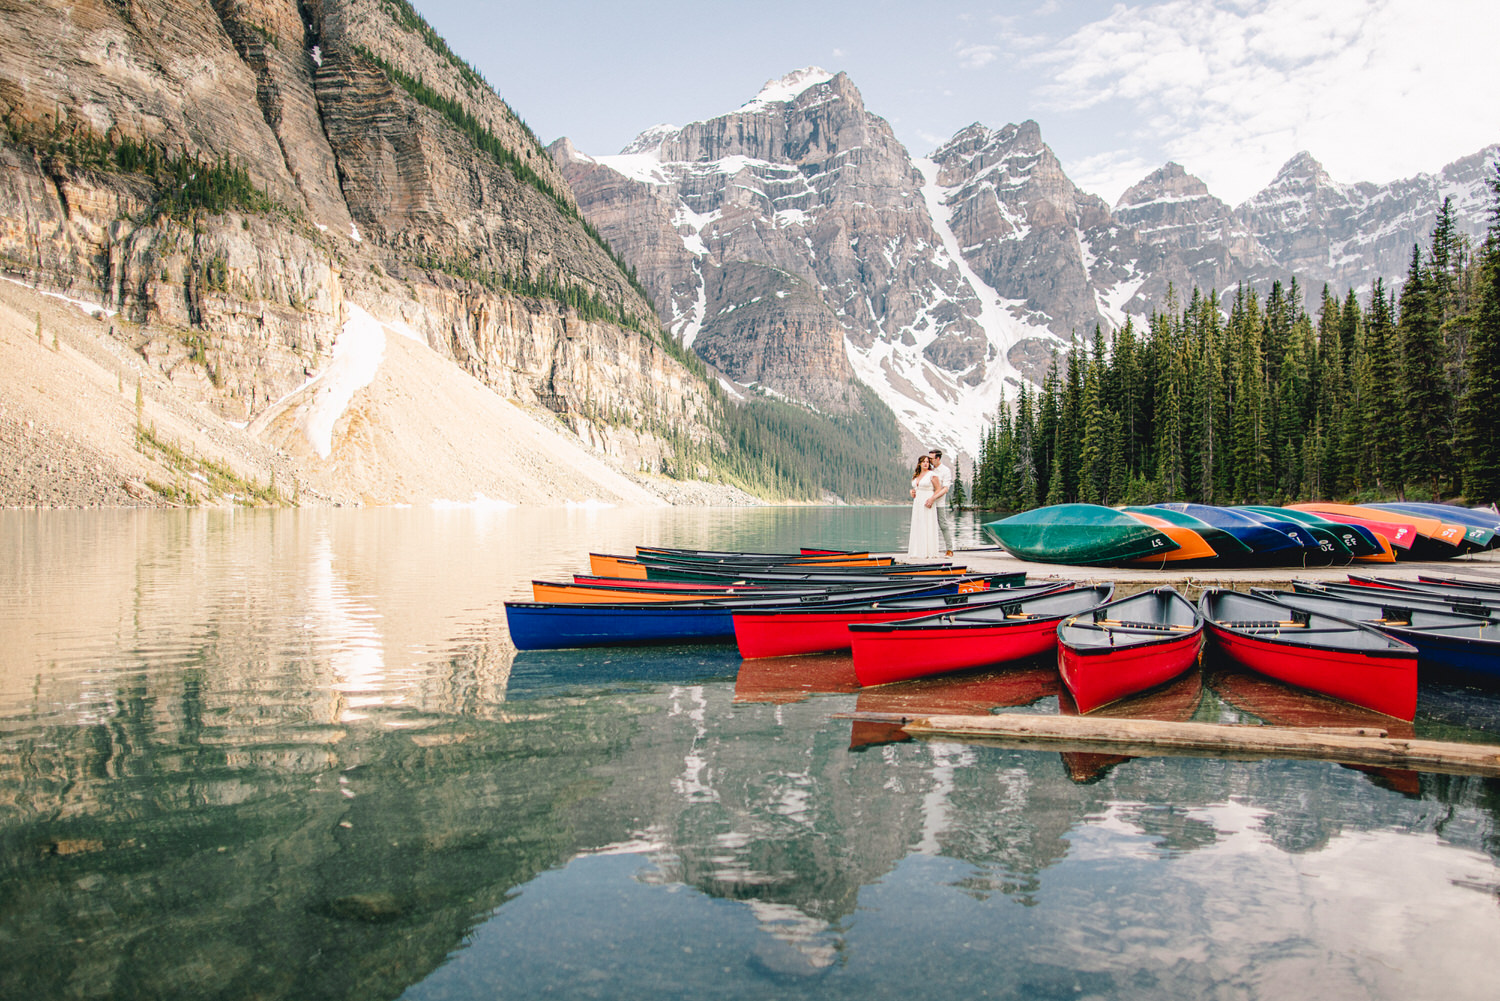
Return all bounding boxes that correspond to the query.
[1205,663,1421,794]
[1206,663,1416,736]
[733,654,858,705]
[1057,668,1204,783]
[850,663,1060,748]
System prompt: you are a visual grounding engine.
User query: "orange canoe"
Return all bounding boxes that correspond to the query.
[1121,511,1218,563]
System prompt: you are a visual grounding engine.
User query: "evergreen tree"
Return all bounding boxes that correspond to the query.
[949,464,968,510]
[1152,309,1188,499]
[1228,286,1269,501]
[1035,356,1060,504]
[1013,383,1039,509]
[1045,339,1083,505]
[1360,281,1403,492]
[1398,244,1452,496]
[1456,164,1500,503]
[1190,293,1227,502]
[1078,328,1112,503]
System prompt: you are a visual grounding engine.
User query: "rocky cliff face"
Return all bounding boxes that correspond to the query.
[926,120,1113,338]
[553,69,1033,455]
[558,69,1496,457]
[1236,146,1500,292]
[0,0,711,502]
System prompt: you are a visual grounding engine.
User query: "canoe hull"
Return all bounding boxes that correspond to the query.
[1058,632,1202,714]
[984,504,1178,565]
[505,602,735,650]
[850,616,1063,686]
[1205,624,1417,720]
[1055,588,1204,712]
[733,583,1067,659]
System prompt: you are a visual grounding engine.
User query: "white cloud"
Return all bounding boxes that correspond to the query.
[955,43,1001,69]
[1030,0,1499,203]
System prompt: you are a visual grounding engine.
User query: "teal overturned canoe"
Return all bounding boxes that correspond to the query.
[982,504,1180,565]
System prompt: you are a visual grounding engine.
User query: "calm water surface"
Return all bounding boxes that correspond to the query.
[4,507,1500,1001]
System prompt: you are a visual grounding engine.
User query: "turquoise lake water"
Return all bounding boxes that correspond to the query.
[3,506,1500,1000]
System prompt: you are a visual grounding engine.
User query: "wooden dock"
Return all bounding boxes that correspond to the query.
[841,711,1500,778]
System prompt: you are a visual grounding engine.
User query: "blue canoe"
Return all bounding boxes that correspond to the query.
[1293,581,1500,619]
[1152,503,1311,562]
[505,578,1000,650]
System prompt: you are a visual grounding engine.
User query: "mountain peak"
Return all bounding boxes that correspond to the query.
[740,67,836,111]
[1270,150,1330,185]
[1116,161,1213,210]
[619,124,677,156]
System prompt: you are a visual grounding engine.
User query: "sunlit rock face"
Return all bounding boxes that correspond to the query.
[0,0,712,479]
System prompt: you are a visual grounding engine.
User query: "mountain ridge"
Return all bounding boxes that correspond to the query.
[555,65,1499,461]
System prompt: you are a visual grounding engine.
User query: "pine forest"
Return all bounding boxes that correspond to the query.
[968,172,1500,513]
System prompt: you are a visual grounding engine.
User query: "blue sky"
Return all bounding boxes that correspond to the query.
[414,0,1497,206]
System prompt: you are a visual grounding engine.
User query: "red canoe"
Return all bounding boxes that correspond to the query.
[1198,588,1417,720]
[848,585,1115,687]
[1056,586,1204,713]
[732,581,1072,659]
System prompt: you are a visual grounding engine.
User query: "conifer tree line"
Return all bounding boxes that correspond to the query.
[970,169,1500,511]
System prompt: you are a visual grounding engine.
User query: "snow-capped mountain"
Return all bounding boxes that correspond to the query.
[554,68,1499,459]
[552,68,1033,454]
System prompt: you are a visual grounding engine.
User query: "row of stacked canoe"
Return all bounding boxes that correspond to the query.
[502,547,1500,722]
[983,501,1500,566]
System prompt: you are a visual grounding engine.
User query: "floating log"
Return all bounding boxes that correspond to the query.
[838,711,1500,777]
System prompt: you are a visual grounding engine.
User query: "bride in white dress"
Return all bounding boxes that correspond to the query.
[907,454,945,560]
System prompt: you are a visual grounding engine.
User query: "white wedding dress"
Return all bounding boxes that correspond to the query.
[907,474,941,560]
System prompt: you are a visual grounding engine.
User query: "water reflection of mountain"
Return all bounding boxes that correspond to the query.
[5,656,1500,999]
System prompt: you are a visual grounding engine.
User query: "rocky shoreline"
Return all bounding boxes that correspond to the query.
[0,278,765,511]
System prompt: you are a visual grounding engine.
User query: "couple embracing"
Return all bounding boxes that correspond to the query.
[907,447,953,561]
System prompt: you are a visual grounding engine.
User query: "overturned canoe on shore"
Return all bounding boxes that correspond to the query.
[983,505,1178,565]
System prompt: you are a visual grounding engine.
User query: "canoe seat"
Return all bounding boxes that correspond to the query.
[1217,619,1305,629]
[1094,618,1195,632]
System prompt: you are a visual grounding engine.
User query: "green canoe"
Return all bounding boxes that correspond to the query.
[982,504,1181,565]
[1237,505,1368,558]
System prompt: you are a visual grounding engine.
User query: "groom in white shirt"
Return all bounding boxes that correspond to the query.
[928,448,955,557]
